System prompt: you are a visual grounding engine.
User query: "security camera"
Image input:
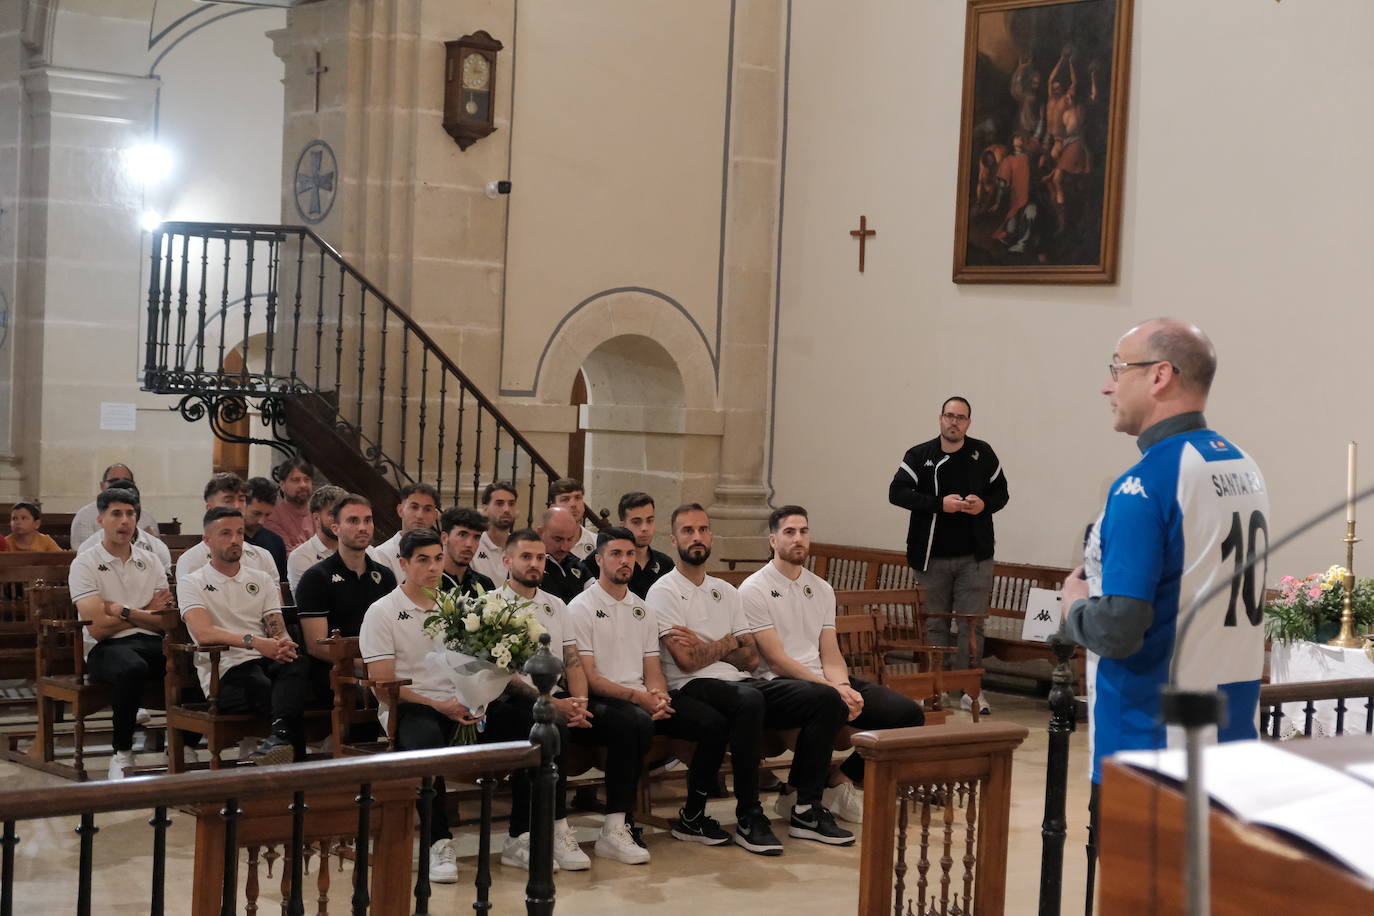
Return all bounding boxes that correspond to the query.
[484,180,512,199]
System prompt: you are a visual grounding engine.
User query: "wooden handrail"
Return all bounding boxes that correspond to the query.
[1260,677,1374,704]
[0,742,538,821]
[851,722,1030,759]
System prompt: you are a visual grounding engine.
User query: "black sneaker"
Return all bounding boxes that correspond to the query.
[788,805,855,846]
[733,809,783,856]
[247,733,295,767]
[626,817,647,849]
[669,809,731,846]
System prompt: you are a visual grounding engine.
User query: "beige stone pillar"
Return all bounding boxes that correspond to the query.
[708,0,789,561]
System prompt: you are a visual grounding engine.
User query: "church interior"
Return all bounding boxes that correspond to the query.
[2,1,1374,914]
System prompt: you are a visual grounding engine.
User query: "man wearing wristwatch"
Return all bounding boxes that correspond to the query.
[71,488,201,779]
[179,507,310,766]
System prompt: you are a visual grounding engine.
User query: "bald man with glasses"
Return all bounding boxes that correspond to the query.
[888,397,1010,714]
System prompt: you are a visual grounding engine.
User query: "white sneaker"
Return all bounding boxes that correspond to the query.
[237,737,258,761]
[823,782,864,825]
[960,693,992,715]
[594,822,650,865]
[108,750,138,780]
[181,746,201,767]
[429,838,459,884]
[135,708,152,726]
[554,821,591,871]
[500,832,560,872]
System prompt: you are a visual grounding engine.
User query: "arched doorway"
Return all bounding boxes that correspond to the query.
[579,335,690,529]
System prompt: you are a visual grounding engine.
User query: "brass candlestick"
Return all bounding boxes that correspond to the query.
[1329,521,1365,648]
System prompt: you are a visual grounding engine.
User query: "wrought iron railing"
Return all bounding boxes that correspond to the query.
[142,222,562,520]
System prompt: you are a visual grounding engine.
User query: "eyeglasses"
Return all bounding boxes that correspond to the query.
[941,412,970,423]
[1108,360,1178,382]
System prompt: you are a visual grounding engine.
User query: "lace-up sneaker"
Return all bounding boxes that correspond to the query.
[429,838,459,884]
[823,782,865,824]
[108,750,138,780]
[594,822,651,864]
[669,809,731,846]
[500,832,560,872]
[553,821,591,871]
[788,805,856,846]
[733,809,783,856]
[247,733,295,767]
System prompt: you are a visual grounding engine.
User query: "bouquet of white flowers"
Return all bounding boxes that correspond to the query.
[422,585,547,744]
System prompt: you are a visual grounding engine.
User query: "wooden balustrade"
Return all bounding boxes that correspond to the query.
[1259,676,1374,738]
[852,722,1028,916]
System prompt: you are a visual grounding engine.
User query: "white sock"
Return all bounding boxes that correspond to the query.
[793,804,812,815]
[604,812,626,830]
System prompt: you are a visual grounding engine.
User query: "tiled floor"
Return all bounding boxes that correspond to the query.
[3,690,1094,915]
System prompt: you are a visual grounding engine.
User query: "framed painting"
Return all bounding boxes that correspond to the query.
[952,0,1133,284]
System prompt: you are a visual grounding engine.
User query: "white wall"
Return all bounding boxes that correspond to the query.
[774,0,1370,580]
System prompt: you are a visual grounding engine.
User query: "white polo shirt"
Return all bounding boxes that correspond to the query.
[366,531,404,584]
[358,587,447,727]
[68,540,166,654]
[647,568,752,691]
[177,563,283,694]
[499,584,574,691]
[71,502,161,548]
[573,526,597,561]
[78,528,171,572]
[569,580,658,692]
[288,534,336,594]
[176,540,278,584]
[740,562,836,680]
[471,531,508,585]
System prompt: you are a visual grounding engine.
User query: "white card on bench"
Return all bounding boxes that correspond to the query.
[1020,587,1061,643]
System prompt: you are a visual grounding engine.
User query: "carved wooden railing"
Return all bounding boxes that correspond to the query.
[1260,676,1374,739]
[852,722,1029,916]
[0,743,545,915]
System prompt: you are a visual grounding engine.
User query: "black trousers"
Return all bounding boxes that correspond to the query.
[395,703,460,841]
[86,633,174,752]
[673,678,768,815]
[654,688,733,808]
[840,676,924,784]
[480,694,570,836]
[567,697,653,816]
[218,656,311,737]
[740,676,850,806]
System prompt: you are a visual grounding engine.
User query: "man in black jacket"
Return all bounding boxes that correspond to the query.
[888,396,1010,713]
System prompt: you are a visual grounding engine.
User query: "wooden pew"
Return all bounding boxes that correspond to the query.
[981,561,1083,691]
[0,553,78,680]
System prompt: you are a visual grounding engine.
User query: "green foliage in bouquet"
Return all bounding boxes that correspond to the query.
[423,585,547,671]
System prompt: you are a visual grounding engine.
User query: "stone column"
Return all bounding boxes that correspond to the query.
[272,0,513,394]
[0,3,27,497]
[708,0,789,560]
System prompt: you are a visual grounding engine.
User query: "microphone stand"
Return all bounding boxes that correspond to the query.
[1160,689,1225,916]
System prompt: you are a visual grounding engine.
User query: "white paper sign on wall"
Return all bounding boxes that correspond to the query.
[1020,587,1061,643]
[99,402,137,431]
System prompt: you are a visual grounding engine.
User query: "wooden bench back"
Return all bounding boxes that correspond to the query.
[834,613,883,681]
[834,588,926,645]
[30,583,80,680]
[806,542,915,591]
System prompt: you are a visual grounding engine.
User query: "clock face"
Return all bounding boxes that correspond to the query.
[461,53,491,90]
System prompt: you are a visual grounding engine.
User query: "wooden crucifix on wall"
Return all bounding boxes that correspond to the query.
[851,215,876,272]
[307,51,329,113]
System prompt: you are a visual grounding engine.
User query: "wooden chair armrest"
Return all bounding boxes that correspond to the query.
[37,618,92,630]
[880,641,957,655]
[920,611,990,620]
[361,677,412,691]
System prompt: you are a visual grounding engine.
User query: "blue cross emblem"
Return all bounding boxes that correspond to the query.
[293,139,337,224]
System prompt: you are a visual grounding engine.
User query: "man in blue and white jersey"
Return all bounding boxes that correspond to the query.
[1060,319,1269,825]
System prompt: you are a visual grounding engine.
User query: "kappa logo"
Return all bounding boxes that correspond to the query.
[97,564,110,572]
[477,551,488,560]
[1033,609,1053,622]
[397,610,411,620]
[770,590,782,599]
[204,584,217,592]
[595,609,609,619]
[331,573,345,583]
[632,607,646,620]
[923,459,935,467]
[1114,476,1149,499]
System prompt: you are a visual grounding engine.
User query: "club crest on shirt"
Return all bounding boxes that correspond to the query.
[133,559,146,570]
[245,581,260,596]
[542,603,554,617]
[803,585,814,598]
[650,561,660,574]
[371,570,383,584]
[571,568,582,578]
[710,588,721,602]
[632,606,646,619]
